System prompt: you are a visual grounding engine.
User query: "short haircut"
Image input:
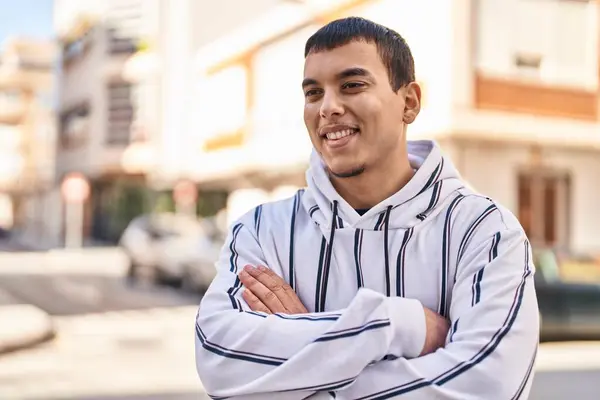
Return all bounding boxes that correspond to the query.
[304,16,415,91]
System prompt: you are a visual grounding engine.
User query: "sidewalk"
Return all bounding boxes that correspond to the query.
[0,290,55,355]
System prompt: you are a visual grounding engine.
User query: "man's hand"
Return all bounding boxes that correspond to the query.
[238,265,308,314]
[420,307,450,356]
[239,265,448,354]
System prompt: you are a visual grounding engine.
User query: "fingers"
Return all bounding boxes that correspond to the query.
[247,265,308,313]
[239,266,287,313]
[242,289,271,314]
[420,307,450,356]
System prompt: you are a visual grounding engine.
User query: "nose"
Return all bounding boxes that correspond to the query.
[319,91,344,119]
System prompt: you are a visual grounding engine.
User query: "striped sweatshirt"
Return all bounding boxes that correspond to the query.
[195,140,540,400]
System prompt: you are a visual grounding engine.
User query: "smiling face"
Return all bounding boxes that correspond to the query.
[303,40,417,178]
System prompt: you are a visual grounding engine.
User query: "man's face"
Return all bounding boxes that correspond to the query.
[302,41,418,178]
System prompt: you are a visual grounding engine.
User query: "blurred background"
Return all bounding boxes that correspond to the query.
[0,0,599,398]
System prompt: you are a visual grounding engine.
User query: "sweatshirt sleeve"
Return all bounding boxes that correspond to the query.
[333,225,540,400]
[194,215,427,399]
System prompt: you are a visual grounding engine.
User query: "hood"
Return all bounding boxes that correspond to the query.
[302,140,465,234]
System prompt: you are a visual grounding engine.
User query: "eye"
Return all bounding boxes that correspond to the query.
[304,88,323,98]
[342,81,365,90]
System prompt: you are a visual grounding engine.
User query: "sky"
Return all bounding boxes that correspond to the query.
[0,0,54,43]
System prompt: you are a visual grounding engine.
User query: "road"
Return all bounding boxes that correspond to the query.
[0,248,208,399]
[0,249,599,399]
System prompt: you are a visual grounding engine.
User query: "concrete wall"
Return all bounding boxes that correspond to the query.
[451,142,600,256]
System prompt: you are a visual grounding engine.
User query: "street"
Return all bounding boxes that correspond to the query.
[0,249,599,399]
[0,248,208,399]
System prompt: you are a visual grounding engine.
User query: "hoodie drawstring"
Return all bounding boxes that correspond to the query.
[324,200,338,272]
[383,205,393,296]
[320,202,393,309]
[319,200,338,311]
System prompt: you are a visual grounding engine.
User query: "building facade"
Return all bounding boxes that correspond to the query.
[0,38,58,245]
[192,0,600,256]
[53,0,285,243]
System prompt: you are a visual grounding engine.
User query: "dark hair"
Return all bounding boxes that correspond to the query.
[304,16,415,92]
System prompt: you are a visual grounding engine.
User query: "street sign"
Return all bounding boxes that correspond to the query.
[61,172,90,203]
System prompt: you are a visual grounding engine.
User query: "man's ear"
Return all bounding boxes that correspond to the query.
[403,81,421,124]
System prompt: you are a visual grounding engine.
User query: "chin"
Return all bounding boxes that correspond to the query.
[327,163,366,179]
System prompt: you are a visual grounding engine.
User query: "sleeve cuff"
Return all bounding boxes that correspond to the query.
[387,297,426,359]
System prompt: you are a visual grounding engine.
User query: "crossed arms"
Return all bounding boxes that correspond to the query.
[195,216,539,399]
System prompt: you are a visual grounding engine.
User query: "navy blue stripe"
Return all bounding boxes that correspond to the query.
[473,269,485,305]
[472,232,501,306]
[392,159,445,213]
[354,229,364,288]
[417,160,443,196]
[314,237,328,312]
[383,208,392,296]
[449,318,459,343]
[357,240,532,399]
[320,239,334,312]
[246,310,340,321]
[289,193,299,290]
[226,224,244,311]
[245,310,267,318]
[457,204,498,266]
[284,375,357,392]
[436,247,531,385]
[315,319,390,342]
[374,212,385,230]
[196,324,287,366]
[309,205,319,218]
[228,223,243,273]
[358,230,364,285]
[395,228,414,297]
[227,276,244,310]
[254,205,262,238]
[511,346,537,400]
[440,194,466,316]
[417,181,443,220]
[275,314,339,321]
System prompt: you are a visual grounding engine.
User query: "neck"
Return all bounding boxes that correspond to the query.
[330,150,414,209]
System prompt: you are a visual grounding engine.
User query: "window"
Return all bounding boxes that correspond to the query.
[62,27,94,66]
[196,65,248,151]
[518,170,570,249]
[475,0,598,89]
[250,26,316,159]
[106,0,141,54]
[106,83,134,146]
[59,102,91,148]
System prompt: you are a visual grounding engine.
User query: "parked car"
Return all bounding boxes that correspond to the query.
[535,248,600,341]
[119,213,221,292]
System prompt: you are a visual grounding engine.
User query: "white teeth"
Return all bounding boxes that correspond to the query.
[326,129,355,140]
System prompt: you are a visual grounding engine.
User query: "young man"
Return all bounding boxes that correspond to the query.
[195,17,539,400]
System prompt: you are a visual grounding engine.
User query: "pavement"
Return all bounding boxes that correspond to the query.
[0,239,54,358]
[1,247,600,399]
[0,290,55,356]
[0,245,199,364]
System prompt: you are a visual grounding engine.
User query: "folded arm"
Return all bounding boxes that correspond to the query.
[195,214,426,399]
[335,225,540,400]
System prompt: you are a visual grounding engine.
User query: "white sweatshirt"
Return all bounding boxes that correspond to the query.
[195,140,540,400]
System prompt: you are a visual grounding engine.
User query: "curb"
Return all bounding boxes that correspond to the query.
[0,304,55,356]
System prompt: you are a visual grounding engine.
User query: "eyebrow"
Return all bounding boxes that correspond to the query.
[336,67,372,81]
[301,67,374,89]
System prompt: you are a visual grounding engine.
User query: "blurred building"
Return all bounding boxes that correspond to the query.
[53,0,153,244]
[192,0,600,256]
[0,38,58,241]
[53,0,284,243]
